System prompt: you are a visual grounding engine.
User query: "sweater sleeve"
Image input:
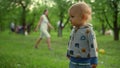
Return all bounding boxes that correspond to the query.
[87,27,98,64]
[90,57,98,64]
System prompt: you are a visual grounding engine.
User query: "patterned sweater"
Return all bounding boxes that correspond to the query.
[67,24,98,64]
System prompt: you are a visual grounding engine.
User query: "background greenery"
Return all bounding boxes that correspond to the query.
[0,30,120,68]
[0,0,120,68]
[0,0,120,40]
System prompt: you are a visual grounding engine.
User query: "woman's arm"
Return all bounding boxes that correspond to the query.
[47,22,54,29]
[34,16,43,31]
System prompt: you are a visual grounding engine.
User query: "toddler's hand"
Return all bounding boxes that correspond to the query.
[66,55,70,59]
[91,64,97,68]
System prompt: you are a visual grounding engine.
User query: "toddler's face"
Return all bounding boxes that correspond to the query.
[69,10,82,27]
[69,2,92,27]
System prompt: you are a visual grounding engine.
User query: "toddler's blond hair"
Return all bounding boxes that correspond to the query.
[69,2,92,21]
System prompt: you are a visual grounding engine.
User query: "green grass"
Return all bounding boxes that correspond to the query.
[0,30,120,68]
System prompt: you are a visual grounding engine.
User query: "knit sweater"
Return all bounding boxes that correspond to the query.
[67,24,98,64]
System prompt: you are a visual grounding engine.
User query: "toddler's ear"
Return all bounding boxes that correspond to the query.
[82,14,88,21]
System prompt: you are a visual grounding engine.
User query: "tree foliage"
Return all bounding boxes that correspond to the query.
[91,0,120,40]
[0,0,120,40]
[52,0,72,37]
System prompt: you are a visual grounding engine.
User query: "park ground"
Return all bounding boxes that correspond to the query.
[0,30,120,68]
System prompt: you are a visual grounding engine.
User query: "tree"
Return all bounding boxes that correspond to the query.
[0,0,33,33]
[90,0,109,35]
[11,0,33,33]
[53,0,72,37]
[108,0,120,40]
[91,0,120,41]
[0,0,12,31]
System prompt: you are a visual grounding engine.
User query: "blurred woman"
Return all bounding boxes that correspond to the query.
[34,9,54,50]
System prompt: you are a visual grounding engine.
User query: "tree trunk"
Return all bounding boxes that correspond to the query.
[113,6,119,41]
[113,28,119,40]
[63,17,70,28]
[0,17,1,31]
[21,6,26,34]
[101,22,106,35]
[103,11,113,29]
[58,20,63,37]
[27,13,36,34]
[0,23,5,31]
[113,14,119,40]
[98,15,106,35]
[58,12,64,37]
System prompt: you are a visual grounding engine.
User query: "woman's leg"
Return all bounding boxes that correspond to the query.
[41,30,51,50]
[34,38,42,48]
[46,37,51,50]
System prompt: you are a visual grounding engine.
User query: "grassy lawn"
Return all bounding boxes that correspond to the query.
[0,30,120,68]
